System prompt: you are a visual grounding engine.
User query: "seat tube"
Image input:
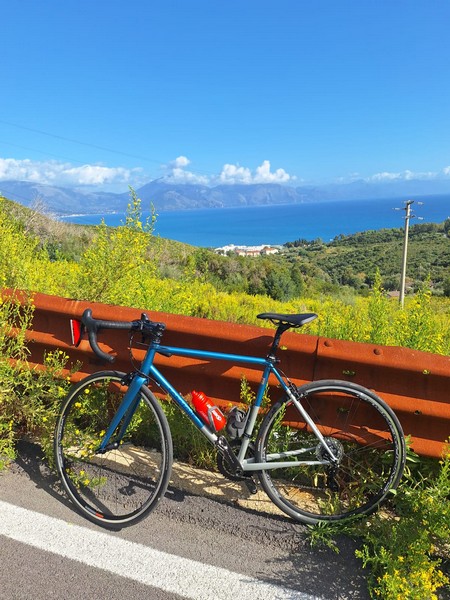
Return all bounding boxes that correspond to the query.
[255,363,272,408]
[238,363,272,460]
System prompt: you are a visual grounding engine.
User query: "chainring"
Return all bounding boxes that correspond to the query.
[217,440,255,482]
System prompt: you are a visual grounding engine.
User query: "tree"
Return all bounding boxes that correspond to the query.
[443,275,450,298]
[76,189,155,304]
[443,218,450,238]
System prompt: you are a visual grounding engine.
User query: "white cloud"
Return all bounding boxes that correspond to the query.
[218,160,293,185]
[367,169,437,182]
[169,156,190,169]
[0,158,140,186]
[0,158,42,182]
[368,171,403,182]
[0,157,139,187]
[1,154,295,188]
[162,155,209,185]
[165,167,209,185]
[61,164,133,185]
[442,166,450,176]
[218,163,253,184]
[254,160,291,183]
[163,156,294,186]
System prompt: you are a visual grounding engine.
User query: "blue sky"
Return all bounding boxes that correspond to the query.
[1,0,450,191]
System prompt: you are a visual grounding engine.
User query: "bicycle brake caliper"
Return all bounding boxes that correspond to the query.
[121,372,135,386]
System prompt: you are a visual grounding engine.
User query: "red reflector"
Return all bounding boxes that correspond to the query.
[70,319,83,346]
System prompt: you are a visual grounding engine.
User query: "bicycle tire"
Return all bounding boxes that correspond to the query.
[54,371,173,528]
[256,379,405,524]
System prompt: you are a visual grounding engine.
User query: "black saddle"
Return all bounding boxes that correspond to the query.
[257,312,317,328]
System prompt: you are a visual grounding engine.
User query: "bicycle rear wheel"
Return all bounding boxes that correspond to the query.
[256,380,405,524]
[54,371,173,528]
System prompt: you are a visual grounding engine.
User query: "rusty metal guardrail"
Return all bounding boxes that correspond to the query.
[4,289,450,459]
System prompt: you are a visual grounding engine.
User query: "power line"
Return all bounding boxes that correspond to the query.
[0,118,161,165]
[0,119,216,178]
[0,139,100,167]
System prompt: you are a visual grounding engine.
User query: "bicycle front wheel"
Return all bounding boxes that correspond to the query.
[54,371,173,528]
[256,380,405,524]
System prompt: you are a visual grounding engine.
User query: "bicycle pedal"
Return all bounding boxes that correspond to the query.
[244,478,258,495]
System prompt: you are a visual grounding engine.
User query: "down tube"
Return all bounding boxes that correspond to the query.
[147,364,218,444]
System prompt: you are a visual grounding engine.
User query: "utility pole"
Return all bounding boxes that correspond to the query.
[394,200,423,308]
[398,200,413,308]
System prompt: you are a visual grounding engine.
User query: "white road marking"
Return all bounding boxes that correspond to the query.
[0,500,320,600]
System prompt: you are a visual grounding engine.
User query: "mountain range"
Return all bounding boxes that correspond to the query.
[1,176,450,216]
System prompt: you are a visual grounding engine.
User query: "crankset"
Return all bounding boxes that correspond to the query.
[217,439,258,494]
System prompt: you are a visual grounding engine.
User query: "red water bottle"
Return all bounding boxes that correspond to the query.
[191,390,226,432]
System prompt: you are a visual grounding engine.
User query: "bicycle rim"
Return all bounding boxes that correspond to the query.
[256,380,405,524]
[54,371,173,528]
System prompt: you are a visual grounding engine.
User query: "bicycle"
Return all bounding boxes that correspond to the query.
[54,309,406,529]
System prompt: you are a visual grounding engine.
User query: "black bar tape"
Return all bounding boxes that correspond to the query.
[81,308,133,363]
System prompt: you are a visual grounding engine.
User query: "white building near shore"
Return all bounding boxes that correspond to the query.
[215,244,280,257]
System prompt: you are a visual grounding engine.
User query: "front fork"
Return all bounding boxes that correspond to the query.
[96,372,145,454]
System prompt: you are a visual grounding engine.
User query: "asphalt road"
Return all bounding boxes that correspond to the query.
[0,441,371,600]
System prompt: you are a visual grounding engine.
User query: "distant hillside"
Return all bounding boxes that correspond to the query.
[0,180,123,216]
[1,194,449,299]
[284,221,450,294]
[1,176,450,216]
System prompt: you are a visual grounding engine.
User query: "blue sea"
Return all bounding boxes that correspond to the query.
[61,195,450,248]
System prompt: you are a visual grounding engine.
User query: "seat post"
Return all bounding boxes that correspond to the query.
[267,323,290,361]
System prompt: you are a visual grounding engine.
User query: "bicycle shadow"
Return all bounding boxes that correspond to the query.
[12,439,75,511]
[158,466,372,600]
[256,538,372,600]
[12,438,258,515]
[12,440,373,599]
[165,458,286,515]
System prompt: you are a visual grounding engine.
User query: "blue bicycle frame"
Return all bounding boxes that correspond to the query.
[97,341,337,471]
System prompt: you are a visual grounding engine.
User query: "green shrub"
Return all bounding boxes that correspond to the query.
[357,446,450,599]
[0,293,77,468]
[309,445,450,600]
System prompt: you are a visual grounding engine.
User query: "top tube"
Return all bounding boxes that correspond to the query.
[153,344,271,367]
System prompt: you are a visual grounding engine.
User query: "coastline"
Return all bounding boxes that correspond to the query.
[57,195,450,248]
